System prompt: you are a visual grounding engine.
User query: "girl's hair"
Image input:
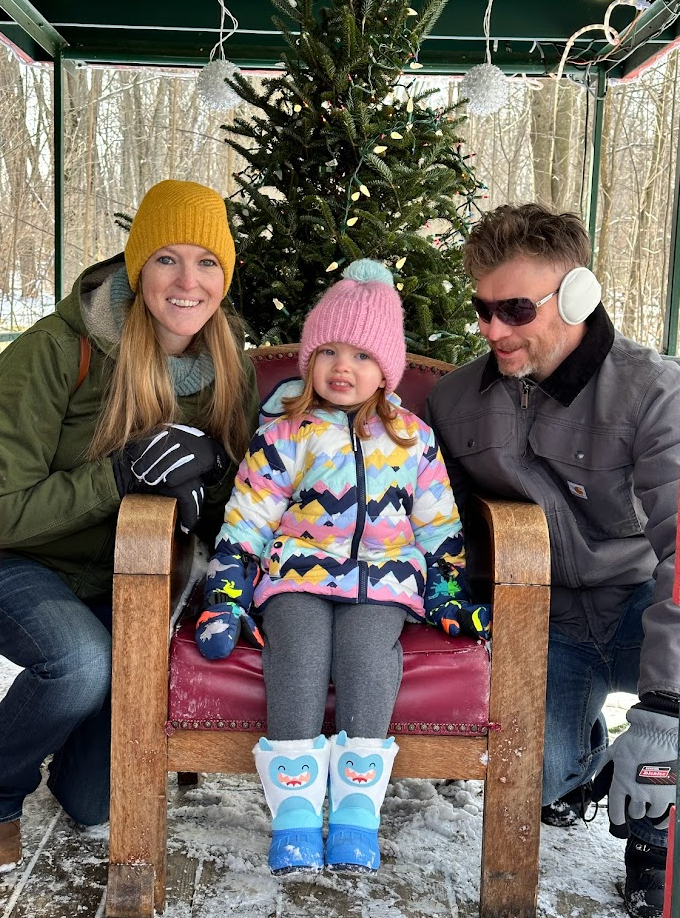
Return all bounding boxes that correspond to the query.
[88,287,250,462]
[282,351,417,448]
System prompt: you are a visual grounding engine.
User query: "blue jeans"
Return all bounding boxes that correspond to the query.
[543,578,666,847]
[0,556,112,826]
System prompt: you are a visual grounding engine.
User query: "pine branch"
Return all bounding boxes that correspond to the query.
[412,0,450,43]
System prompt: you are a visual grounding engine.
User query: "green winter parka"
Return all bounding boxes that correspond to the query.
[0,253,259,601]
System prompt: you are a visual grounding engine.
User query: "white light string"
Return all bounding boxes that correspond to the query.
[209,0,239,63]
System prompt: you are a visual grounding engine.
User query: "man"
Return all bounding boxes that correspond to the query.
[426,203,679,918]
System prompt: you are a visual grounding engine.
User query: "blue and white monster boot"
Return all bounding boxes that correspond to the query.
[326,731,399,873]
[253,735,330,875]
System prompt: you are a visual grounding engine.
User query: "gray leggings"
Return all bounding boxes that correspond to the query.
[262,594,407,741]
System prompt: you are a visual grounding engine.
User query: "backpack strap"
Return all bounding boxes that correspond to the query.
[75,335,92,391]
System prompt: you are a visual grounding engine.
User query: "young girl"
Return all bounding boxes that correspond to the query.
[196,259,491,875]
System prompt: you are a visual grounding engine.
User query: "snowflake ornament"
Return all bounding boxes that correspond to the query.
[460,63,508,117]
[197,59,242,111]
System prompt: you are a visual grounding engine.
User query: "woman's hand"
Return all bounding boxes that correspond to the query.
[113,424,226,491]
[112,424,227,531]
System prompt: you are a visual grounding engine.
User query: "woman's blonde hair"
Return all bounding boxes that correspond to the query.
[282,351,417,448]
[88,288,250,462]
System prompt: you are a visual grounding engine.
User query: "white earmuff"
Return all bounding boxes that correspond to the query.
[557,267,602,325]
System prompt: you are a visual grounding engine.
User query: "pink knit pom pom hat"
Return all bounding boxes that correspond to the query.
[299,259,406,393]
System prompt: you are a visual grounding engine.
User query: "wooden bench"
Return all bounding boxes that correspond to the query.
[106,346,551,918]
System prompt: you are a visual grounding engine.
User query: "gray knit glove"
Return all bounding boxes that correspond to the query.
[594,706,677,835]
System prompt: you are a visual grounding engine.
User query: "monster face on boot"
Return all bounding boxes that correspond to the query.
[326,731,399,873]
[254,735,330,875]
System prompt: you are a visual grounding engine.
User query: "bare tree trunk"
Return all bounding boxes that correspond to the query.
[621,71,674,341]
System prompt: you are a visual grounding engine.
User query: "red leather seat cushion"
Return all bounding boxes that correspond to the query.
[167,621,491,737]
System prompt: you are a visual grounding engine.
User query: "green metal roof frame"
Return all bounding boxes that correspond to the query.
[0,0,679,351]
[1,0,679,75]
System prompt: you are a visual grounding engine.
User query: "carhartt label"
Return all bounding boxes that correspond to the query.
[567,481,588,499]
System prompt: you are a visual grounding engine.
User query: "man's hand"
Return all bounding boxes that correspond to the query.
[594,704,677,837]
[195,603,264,660]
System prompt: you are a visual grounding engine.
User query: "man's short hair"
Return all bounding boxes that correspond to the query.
[463,203,591,280]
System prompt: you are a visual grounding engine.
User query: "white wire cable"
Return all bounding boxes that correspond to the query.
[209,0,239,62]
[483,0,494,65]
[554,2,624,83]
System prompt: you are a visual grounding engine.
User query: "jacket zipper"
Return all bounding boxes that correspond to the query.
[521,379,532,409]
[348,412,368,602]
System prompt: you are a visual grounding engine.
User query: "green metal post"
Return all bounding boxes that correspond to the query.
[54,48,64,301]
[663,119,680,357]
[587,67,607,265]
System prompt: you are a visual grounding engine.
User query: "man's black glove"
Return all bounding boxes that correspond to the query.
[112,424,227,495]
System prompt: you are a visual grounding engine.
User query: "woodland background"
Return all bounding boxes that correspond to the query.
[0,43,678,351]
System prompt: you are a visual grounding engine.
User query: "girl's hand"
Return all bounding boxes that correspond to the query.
[195,603,264,660]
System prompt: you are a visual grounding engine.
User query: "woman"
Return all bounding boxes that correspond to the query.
[0,179,259,870]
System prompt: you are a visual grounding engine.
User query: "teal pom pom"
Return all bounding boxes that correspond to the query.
[342,258,394,287]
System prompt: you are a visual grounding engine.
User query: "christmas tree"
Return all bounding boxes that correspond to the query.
[222,0,486,362]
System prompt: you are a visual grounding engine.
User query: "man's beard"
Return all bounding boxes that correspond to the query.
[495,328,571,382]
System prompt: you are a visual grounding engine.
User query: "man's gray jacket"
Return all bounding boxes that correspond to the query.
[425,305,680,697]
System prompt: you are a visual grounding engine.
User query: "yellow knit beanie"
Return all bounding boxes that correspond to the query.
[124,179,236,296]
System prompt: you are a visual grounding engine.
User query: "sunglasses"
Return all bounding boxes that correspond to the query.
[471,290,558,327]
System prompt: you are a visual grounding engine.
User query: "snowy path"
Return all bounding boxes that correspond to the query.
[0,654,633,918]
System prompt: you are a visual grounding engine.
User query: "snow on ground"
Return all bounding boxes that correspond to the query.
[0,653,635,917]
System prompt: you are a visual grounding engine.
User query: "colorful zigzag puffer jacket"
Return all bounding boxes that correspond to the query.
[209,379,468,619]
